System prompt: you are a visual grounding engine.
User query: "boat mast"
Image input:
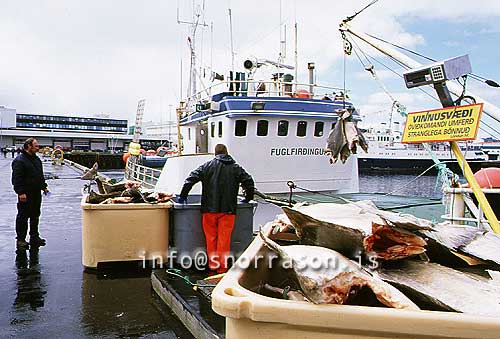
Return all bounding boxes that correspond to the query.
[178,3,208,99]
[228,7,235,72]
[340,22,500,124]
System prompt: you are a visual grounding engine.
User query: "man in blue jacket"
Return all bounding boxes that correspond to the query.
[179,144,254,273]
[12,138,50,249]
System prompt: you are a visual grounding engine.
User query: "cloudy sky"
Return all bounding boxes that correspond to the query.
[1,0,500,137]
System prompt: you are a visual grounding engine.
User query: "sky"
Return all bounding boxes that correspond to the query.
[1,0,500,138]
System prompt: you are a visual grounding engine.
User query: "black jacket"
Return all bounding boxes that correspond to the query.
[179,154,254,214]
[12,150,47,195]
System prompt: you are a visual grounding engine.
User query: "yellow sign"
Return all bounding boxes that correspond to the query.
[402,103,483,143]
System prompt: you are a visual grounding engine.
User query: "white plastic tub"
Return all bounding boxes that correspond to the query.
[81,196,171,268]
[211,224,500,339]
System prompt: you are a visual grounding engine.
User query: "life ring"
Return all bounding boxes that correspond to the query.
[43,147,52,156]
[294,89,311,99]
[51,149,64,161]
[122,152,131,163]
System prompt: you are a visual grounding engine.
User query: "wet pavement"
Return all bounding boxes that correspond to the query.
[0,156,191,338]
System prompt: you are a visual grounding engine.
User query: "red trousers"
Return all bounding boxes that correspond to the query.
[202,212,236,273]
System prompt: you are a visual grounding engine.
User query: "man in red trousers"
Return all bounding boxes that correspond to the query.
[178,144,254,273]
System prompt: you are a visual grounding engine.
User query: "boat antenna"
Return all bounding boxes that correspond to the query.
[177,2,208,98]
[228,7,235,72]
[294,0,298,87]
[210,22,214,75]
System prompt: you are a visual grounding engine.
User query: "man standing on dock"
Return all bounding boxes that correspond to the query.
[178,144,254,273]
[11,138,49,250]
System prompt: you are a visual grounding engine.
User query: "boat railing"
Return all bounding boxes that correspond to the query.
[442,187,500,230]
[180,80,350,116]
[124,157,162,189]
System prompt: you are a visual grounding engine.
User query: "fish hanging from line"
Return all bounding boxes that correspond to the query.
[325,108,368,164]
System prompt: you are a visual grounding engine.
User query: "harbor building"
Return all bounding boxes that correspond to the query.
[0,106,166,152]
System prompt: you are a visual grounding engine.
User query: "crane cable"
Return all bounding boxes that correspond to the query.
[345,31,500,140]
[343,33,459,187]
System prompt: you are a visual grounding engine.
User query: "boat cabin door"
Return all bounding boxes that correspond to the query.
[195,123,208,153]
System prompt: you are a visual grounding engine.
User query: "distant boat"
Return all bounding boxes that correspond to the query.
[473,137,500,160]
[358,122,488,173]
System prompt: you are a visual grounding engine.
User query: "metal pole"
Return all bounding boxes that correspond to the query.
[435,83,500,233]
[176,105,183,155]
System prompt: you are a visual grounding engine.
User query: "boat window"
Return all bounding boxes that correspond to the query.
[211,122,215,138]
[331,122,336,130]
[314,122,324,137]
[277,120,289,136]
[218,121,223,137]
[188,128,191,140]
[297,121,307,137]
[235,120,247,137]
[257,120,269,136]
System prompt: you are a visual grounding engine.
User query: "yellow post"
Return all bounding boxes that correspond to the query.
[176,104,183,155]
[450,141,500,233]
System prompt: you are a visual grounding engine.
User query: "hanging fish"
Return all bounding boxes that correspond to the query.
[325,109,368,164]
[259,229,419,309]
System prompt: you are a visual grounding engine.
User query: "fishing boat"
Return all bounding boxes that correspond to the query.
[125,7,361,196]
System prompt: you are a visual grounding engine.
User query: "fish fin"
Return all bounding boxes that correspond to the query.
[258,228,290,260]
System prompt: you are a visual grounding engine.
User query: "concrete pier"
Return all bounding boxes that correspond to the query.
[0,155,190,337]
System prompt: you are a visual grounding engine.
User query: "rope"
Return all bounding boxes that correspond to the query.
[363,32,499,89]
[289,183,441,211]
[346,37,459,187]
[166,268,217,287]
[344,0,380,22]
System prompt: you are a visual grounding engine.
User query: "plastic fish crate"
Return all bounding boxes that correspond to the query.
[81,196,171,268]
[170,195,257,266]
[211,224,500,339]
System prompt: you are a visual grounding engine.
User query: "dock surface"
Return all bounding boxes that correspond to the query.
[0,156,191,337]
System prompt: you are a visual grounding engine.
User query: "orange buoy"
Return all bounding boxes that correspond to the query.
[294,89,311,99]
[122,152,131,163]
[473,168,500,188]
